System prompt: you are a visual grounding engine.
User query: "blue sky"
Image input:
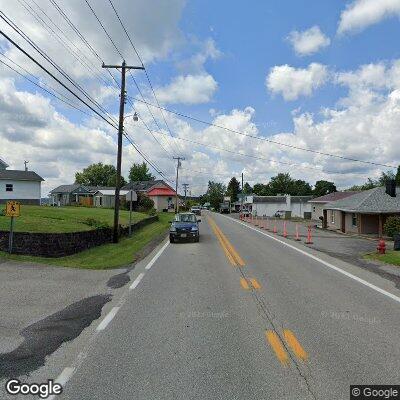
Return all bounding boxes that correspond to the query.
[1,0,400,195]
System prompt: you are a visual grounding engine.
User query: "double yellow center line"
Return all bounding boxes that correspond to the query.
[208,217,245,267]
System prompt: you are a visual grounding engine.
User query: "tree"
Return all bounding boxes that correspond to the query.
[292,179,313,196]
[206,181,226,210]
[75,163,126,187]
[226,177,240,202]
[128,162,155,182]
[243,182,252,194]
[253,183,271,196]
[378,170,395,185]
[396,165,400,185]
[313,180,336,197]
[268,173,294,195]
[136,192,155,212]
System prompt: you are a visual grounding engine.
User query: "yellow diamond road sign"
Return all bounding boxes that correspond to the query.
[6,201,20,217]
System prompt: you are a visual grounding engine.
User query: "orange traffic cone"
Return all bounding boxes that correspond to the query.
[273,222,277,234]
[283,221,288,238]
[295,224,301,241]
[305,226,313,244]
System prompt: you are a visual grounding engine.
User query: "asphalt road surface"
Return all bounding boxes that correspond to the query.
[10,211,400,400]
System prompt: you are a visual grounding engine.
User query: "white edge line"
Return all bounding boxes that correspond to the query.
[96,306,120,331]
[129,272,145,290]
[145,240,170,270]
[225,215,400,305]
[48,367,75,400]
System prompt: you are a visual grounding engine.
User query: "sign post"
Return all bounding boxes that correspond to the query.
[126,191,137,237]
[6,201,20,254]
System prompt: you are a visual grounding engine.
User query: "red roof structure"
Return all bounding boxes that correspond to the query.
[147,187,176,196]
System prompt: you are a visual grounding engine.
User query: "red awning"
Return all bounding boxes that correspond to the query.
[147,187,176,196]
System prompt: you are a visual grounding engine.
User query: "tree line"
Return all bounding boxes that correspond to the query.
[74,162,155,187]
[200,166,400,210]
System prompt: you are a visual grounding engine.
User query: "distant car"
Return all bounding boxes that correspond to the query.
[274,210,285,218]
[170,212,201,243]
[190,206,201,216]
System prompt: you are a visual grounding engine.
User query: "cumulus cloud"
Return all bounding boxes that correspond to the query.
[155,74,217,104]
[288,26,330,56]
[266,63,328,101]
[338,0,400,34]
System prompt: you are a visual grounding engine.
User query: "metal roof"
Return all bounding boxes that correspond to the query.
[94,190,129,196]
[309,191,359,203]
[252,195,313,204]
[325,186,400,213]
[50,184,115,194]
[0,169,44,181]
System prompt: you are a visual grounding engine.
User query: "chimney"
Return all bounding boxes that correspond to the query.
[385,179,396,197]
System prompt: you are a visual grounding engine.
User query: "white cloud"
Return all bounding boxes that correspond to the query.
[338,0,400,34]
[266,63,328,101]
[155,74,218,104]
[288,26,330,56]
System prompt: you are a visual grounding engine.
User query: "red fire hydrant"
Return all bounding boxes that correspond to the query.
[377,239,386,254]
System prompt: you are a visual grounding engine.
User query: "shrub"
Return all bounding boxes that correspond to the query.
[147,207,157,216]
[0,208,5,216]
[80,217,110,229]
[137,193,154,212]
[384,216,400,238]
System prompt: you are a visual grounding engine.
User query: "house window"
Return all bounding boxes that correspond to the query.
[330,210,335,224]
[352,213,357,227]
[6,184,13,192]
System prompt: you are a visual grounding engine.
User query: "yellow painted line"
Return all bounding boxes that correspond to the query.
[208,217,245,267]
[249,278,261,289]
[283,330,308,361]
[208,217,236,266]
[212,221,245,267]
[240,278,250,289]
[265,331,289,366]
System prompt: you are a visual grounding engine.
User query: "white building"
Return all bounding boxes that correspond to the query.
[245,194,312,218]
[0,158,44,205]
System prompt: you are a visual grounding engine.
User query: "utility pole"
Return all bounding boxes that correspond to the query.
[173,157,185,213]
[241,172,244,214]
[182,183,189,209]
[102,60,144,243]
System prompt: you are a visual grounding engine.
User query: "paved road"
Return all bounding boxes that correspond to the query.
[5,211,400,399]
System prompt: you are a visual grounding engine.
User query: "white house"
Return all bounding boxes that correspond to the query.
[0,159,44,205]
[245,194,312,218]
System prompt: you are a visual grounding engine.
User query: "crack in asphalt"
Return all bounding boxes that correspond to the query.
[0,294,111,380]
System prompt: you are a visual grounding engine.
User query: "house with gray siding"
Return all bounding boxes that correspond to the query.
[323,182,400,236]
[308,191,358,220]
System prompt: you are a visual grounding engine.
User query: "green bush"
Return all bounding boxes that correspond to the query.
[0,208,5,216]
[147,207,157,216]
[80,217,110,229]
[137,193,154,212]
[384,216,400,238]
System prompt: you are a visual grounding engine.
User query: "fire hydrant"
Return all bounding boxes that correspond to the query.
[377,239,386,254]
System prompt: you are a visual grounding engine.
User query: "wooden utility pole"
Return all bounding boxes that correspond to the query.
[173,157,185,213]
[102,61,144,243]
[182,183,189,208]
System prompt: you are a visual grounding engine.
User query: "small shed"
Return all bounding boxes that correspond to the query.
[94,189,130,208]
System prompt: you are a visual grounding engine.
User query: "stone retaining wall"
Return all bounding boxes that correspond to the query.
[0,215,158,257]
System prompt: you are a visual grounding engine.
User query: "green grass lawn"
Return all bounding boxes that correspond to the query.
[364,250,400,266]
[0,205,148,233]
[0,213,171,269]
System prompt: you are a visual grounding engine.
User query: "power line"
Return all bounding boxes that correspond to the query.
[83,0,178,157]
[0,11,118,127]
[107,0,184,156]
[0,28,118,130]
[133,97,396,169]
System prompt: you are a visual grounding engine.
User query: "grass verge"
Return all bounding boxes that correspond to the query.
[0,213,171,269]
[364,251,400,266]
[0,205,148,233]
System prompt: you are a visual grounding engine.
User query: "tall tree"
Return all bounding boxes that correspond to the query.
[243,182,252,194]
[396,165,400,185]
[129,162,155,182]
[313,180,337,197]
[226,177,240,202]
[253,183,271,196]
[75,163,126,187]
[268,173,294,195]
[206,181,226,210]
[292,179,313,196]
